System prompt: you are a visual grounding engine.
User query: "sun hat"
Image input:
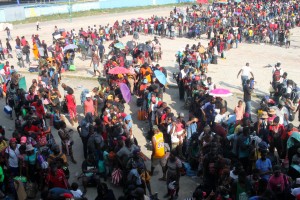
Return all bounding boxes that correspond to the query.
[268,108,276,115]
[20,136,27,144]
[86,93,91,98]
[25,144,34,152]
[261,111,269,119]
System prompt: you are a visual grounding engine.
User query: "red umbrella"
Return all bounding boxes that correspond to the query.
[197,0,208,3]
[138,17,144,21]
[108,67,130,75]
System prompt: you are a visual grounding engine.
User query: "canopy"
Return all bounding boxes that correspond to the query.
[209,88,232,97]
[108,67,130,75]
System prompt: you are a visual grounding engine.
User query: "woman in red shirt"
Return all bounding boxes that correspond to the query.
[65,92,77,126]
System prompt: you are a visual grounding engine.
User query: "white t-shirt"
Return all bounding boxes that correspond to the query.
[241,66,252,77]
[71,189,83,198]
[273,106,289,126]
[5,144,20,168]
[291,188,300,197]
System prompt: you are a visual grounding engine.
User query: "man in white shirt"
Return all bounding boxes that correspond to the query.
[237,62,254,86]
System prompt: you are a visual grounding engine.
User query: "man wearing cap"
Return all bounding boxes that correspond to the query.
[150,125,166,176]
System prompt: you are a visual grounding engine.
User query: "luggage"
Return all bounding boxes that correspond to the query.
[69,65,76,71]
[14,180,27,200]
[138,109,147,121]
[4,105,12,116]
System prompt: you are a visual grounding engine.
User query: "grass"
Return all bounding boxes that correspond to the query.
[12,2,195,25]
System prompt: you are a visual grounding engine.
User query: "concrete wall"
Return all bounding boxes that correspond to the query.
[0,0,195,22]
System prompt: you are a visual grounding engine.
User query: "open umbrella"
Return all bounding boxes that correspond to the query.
[137,17,144,21]
[154,70,167,85]
[209,88,232,97]
[126,41,135,50]
[119,83,131,103]
[63,44,78,52]
[108,67,130,75]
[137,43,146,51]
[114,42,125,50]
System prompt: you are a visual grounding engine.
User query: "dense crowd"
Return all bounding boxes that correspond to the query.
[0,0,299,200]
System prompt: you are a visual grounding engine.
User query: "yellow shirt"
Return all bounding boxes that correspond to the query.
[0,141,7,152]
[153,132,165,158]
[249,29,253,37]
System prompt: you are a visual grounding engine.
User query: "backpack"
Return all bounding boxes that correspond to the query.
[287,107,295,121]
[80,89,90,105]
[273,68,281,82]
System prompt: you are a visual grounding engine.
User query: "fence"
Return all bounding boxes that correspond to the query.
[0,0,195,22]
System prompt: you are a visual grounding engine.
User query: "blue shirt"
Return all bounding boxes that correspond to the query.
[256,158,272,180]
[186,123,197,140]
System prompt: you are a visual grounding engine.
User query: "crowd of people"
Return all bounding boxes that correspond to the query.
[0,0,299,200]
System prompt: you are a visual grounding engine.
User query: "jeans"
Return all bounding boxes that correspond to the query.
[245,100,252,121]
[25,53,30,64]
[241,75,248,86]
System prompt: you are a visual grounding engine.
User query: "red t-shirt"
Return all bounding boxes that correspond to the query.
[46,169,67,189]
[24,125,39,133]
[31,102,45,119]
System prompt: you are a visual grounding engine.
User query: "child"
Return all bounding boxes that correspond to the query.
[70,182,83,198]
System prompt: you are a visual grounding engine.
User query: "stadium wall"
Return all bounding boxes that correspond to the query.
[0,0,195,22]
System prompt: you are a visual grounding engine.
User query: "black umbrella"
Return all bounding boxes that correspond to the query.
[126,41,135,51]
[137,43,146,51]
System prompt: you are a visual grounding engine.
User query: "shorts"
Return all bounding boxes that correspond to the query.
[151,156,167,168]
[93,63,98,71]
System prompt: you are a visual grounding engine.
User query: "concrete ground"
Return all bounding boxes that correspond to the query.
[0,5,299,200]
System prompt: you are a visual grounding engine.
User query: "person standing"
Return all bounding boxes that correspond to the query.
[77,112,93,159]
[178,64,189,100]
[164,150,182,199]
[90,52,101,77]
[237,62,254,86]
[65,90,77,126]
[97,42,105,63]
[22,41,31,65]
[243,79,253,122]
[16,46,25,68]
[6,38,13,59]
[0,40,5,61]
[58,121,77,164]
[150,125,166,176]
[36,21,40,31]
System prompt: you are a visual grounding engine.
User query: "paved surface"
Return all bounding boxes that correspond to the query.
[1,5,300,199]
